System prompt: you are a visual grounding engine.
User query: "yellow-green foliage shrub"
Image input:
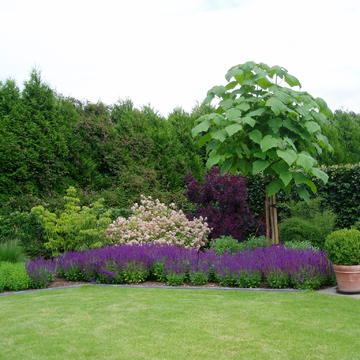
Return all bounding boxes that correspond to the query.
[31,187,112,255]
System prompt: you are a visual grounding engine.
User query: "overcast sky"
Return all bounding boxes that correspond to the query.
[1,0,359,115]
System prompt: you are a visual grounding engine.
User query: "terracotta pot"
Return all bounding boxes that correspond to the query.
[333,264,360,294]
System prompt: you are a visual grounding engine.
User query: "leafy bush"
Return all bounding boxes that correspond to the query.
[238,236,267,251]
[189,272,208,286]
[106,196,210,249]
[31,187,113,255]
[279,198,336,248]
[0,241,24,263]
[210,236,242,255]
[210,235,267,255]
[0,211,49,258]
[0,262,31,292]
[185,168,262,242]
[280,218,322,245]
[324,229,360,265]
[166,273,185,286]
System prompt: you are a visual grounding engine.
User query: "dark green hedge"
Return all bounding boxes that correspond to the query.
[246,164,360,229]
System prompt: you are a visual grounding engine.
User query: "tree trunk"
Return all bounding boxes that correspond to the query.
[265,193,279,245]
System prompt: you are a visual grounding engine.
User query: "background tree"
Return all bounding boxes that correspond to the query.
[192,61,333,245]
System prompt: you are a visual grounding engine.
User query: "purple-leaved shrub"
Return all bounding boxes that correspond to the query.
[185,168,262,242]
[106,196,210,249]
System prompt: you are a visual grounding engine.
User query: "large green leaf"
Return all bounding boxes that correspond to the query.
[305,121,321,133]
[267,180,283,196]
[256,77,272,89]
[280,171,292,186]
[260,135,279,152]
[265,97,287,115]
[315,97,333,119]
[225,124,243,137]
[225,81,237,90]
[211,130,227,142]
[296,153,316,171]
[268,118,282,133]
[226,108,242,121]
[196,133,212,146]
[220,99,234,110]
[249,129,262,144]
[206,153,221,168]
[243,116,256,127]
[276,149,297,166]
[247,108,265,117]
[225,68,244,82]
[297,186,310,202]
[236,103,251,112]
[252,160,270,175]
[191,119,210,137]
[284,74,301,87]
[293,172,317,193]
[210,85,227,97]
[272,161,292,186]
[254,151,266,159]
[220,158,234,175]
[311,167,329,184]
[311,111,327,124]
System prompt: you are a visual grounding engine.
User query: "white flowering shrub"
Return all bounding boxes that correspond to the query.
[106,196,210,249]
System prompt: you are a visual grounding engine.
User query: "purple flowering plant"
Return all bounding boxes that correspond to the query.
[26,244,334,290]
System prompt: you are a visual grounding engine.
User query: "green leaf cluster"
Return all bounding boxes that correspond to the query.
[192,61,333,200]
[31,187,113,255]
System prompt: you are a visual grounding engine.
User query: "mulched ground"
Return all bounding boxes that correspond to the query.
[48,277,221,289]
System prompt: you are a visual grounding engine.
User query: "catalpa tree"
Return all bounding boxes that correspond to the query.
[192,61,333,245]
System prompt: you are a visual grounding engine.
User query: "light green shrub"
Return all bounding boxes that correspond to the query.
[0,262,31,292]
[31,187,113,255]
[324,229,360,265]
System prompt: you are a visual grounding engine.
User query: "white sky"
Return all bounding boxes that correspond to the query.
[1,0,359,115]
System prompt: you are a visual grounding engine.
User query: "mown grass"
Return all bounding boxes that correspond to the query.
[0,286,359,360]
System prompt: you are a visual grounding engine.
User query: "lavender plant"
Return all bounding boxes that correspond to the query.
[26,244,334,290]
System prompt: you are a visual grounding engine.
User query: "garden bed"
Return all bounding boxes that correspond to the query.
[25,244,335,291]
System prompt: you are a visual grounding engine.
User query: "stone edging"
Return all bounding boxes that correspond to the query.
[0,283,305,297]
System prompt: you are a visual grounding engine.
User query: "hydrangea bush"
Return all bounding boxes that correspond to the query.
[106,196,210,249]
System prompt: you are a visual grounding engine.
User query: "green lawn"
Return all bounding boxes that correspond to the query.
[0,286,359,360]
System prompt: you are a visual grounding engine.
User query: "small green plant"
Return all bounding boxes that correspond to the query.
[210,236,242,255]
[283,240,319,251]
[31,187,113,255]
[238,236,267,251]
[0,262,31,292]
[189,272,208,286]
[151,262,167,282]
[237,271,262,288]
[166,273,185,286]
[0,241,24,263]
[265,271,290,289]
[324,229,360,265]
